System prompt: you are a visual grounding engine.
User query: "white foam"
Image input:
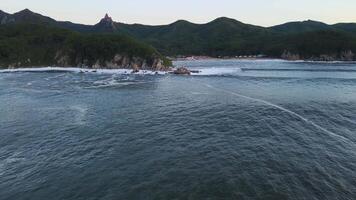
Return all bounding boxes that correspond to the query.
[192,67,242,76]
[0,67,81,73]
[0,67,169,75]
[0,66,245,77]
[85,81,150,89]
[286,60,356,64]
[70,105,88,125]
[202,83,354,145]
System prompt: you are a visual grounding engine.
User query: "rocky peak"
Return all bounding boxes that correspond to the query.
[15,8,34,16]
[103,14,112,22]
[99,13,114,24]
[95,13,117,32]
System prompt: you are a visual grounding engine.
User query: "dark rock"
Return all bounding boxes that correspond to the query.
[340,50,355,61]
[132,69,140,73]
[173,67,191,75]
[190,70,201,74]
[281,50,301,60]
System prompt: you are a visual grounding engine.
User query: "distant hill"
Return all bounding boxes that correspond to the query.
[0,9,93,31]
[270,20,356,35]
[1,9,356,60]
[332,23,356,34]
[270,20,330,33]
[113,17,276,56]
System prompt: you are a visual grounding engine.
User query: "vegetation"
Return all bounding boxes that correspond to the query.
[117,19,356,59]
[263,30,356,58]
[0,23,170,69]
[1,9,356,62]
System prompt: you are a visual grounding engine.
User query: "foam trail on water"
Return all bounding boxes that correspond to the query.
[191,67,242,76]
[203,83,353,144]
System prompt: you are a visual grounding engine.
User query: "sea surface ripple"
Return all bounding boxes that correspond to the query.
[1,60,356,199]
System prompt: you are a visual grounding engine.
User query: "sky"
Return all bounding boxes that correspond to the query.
[1,0,356,26]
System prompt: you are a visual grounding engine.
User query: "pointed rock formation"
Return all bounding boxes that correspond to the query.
[94,13,117,32]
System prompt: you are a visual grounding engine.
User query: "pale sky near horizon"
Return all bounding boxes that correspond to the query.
[1,0,356,26]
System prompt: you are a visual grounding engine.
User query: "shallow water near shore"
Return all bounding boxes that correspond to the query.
[1,59,356,199]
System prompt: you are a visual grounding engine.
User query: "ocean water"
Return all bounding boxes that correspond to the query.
[1,59,356,200]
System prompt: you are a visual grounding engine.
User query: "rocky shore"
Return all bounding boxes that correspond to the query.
[281,50,356,61]
[54,52,170,71]
[4,52,171,71]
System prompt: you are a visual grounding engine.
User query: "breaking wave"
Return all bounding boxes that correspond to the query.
[0,67,168,75]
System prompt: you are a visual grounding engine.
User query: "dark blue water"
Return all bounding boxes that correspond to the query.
[1,60,356,200]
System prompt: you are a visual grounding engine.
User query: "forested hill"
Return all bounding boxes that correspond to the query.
[1,9,356,60]
[0,24,171,69]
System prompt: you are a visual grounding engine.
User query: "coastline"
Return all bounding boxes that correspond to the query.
[0,67,170,75]
[2,59,356,77]
[172,57,356,63]
[2,58,356,72]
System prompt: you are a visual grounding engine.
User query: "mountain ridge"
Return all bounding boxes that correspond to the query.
[1,9,356,60]
[3,9,356,30]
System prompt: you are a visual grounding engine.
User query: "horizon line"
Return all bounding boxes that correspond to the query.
[2,8,356,27]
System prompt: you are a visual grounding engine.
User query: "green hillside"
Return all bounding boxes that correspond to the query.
[0,24,171,69]
[1,9,356,60]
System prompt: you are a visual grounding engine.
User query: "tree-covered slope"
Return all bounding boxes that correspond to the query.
[270,20,331,34]
[0,24,171,69]
[1,9,356,60]
[113,17,277,56]
[262,30,356,60]
[116,18,356,59]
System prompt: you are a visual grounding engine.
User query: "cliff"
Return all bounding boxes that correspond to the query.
[54,52,168,71]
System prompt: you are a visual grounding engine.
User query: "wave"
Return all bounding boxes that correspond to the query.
[85,81,151,89]
[85,75,153,89]
[0,67,168,75]
[191,67,242,76]
[286,60,356,64]
[3,65,356,79]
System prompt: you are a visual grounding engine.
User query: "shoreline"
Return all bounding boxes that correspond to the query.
[0,67,169,75]
[172,57,356,63]
[1,59,356,74]
[171,56,356,63]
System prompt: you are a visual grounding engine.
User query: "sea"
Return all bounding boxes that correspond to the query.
[1,59,356,200]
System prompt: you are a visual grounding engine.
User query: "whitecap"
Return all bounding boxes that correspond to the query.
[85,81,152,89]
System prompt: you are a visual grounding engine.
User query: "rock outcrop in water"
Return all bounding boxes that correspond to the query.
[173,67,191,75]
